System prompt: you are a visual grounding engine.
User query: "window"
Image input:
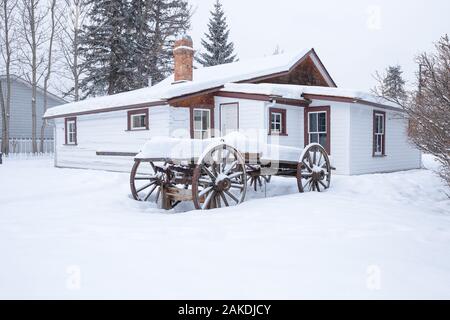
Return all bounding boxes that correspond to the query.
[305,106,330,154]
[193,109,211,139]
[127,109,149,131]
[373,111,386,156]
[309,112,327,147]
[269,108,287,135]
[65,117,77,145]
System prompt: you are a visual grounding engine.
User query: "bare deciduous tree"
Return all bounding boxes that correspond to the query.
[18,0,56,153]
[375,34,450,188]
[0,0,18,155]
[39,0,58,153]
[57,0,89,101]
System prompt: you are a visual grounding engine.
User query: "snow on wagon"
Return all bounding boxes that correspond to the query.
[130,133,332,210]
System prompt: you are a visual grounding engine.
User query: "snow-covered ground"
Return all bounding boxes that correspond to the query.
[0,155,449,299]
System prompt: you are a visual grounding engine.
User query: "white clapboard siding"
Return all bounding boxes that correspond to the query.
[267,103,304,150]
[55,105,170,172]
[169,106,190,138]
[349,104,421,175]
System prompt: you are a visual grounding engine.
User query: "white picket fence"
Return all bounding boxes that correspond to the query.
[0,138,54,154]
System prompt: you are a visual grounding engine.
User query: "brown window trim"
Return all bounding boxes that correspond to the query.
[127,108,149,131]
[190,106,215,139]
[64,117,77,146]
[373,110,386,157]
[304,106,331,155]
[268,108,287,136]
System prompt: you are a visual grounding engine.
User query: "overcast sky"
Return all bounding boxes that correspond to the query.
[188,0,449,91]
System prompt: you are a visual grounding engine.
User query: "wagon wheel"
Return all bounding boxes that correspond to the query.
[297,144,331,193]
[192,144,247,210]
[130,160,179,209]
[246,168,271,192]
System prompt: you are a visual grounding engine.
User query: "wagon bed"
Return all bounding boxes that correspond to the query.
[130,133,332,210]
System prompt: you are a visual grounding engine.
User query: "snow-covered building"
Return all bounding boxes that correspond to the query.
[43,36,421,175]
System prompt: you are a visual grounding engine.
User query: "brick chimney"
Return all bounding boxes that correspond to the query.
[173,35,194,82]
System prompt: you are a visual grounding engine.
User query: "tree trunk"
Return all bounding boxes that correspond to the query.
[30,0,38,154]
[1,0,13,155]
[0,81,8,154]
[40,0,56,153]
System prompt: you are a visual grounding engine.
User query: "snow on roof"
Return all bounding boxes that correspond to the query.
[221,83,402,110]
[44,49,314,118]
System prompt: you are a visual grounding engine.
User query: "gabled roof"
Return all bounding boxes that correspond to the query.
[0,74,67,104]
[44,49,336,119]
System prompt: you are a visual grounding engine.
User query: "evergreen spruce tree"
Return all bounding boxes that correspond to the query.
[381,65,407,102]
[79,0,132,96]
[129,0,191,89]
[196,0,236,67]
[79,0,190,96]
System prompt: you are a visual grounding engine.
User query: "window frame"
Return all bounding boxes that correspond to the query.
[268,108,287,136]
[193,108,212,140]
[127,108,149,131]
[304,106,331,155]
[373,110,386,157]
[64,117,77,146]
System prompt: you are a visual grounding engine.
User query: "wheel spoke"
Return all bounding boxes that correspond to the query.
[155,187,161,204]
[302,160,313,172]
[223,160,238,175]
[224,190,239,204]
[136,182,155,193]
[315,181,321,192]
[307,152,313,167]
[199,186,213,198]
[221,148,228,173]
[257,177,263,188]
[212,162,219,176]
[198,178,213,186]
[230,183,244,190]
[219,192,229,207]
[317,152,323,168]
[134,175,156,180]
[301,172,312,178]
[228,171,244,180]
[203,166,216,181]
[144,184,158,201]
[216,194,222,208]
[303,178,312,190]
[202,191,216,210]
[319,180,328,189]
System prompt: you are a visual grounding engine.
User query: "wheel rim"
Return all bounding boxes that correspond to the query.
[192,144,247,210]
[297,145,331,193]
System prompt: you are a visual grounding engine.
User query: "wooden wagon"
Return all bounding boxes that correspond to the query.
[130,134,332,210]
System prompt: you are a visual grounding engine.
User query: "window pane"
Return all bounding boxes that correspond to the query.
[271,113,282,132]
[376,135,383,153]
[309,113,318,132]
[318,113,327,132]
[319,133,327,148]
[202,111,210,131]
[375,115,384,134]
[310,133,319,143]
[194,110,202,130]
[132,115,146,128]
